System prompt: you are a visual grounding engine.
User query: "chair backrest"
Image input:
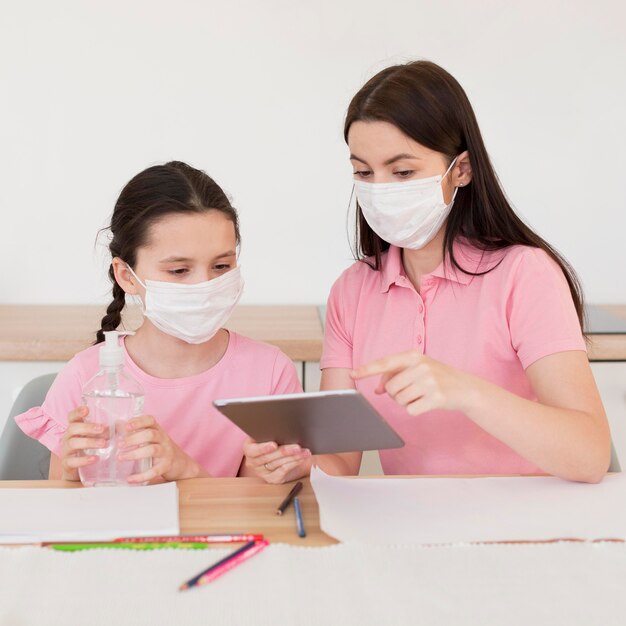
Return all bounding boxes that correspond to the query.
[0,374,56,480]
[609,439,621,473]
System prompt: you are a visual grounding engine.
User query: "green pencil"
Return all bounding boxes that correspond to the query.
[46,542,211,552]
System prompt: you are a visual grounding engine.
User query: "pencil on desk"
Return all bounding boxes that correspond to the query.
[45,542,212,552]
[276,481,303,516]
[179,539,269,591]
[114,534,264,544]
[294,496,306,538]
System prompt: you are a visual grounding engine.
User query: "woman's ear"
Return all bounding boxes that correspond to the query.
[111,258,140,296]
[452,150,473,187]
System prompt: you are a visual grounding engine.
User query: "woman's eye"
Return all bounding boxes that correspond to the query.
[395,170,414,178]
[214,264,232,271]
[168,268,189,276]
[353,170,372,178]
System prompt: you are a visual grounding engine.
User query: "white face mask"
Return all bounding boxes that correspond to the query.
[127,265,244,344]
[354,157,459,250]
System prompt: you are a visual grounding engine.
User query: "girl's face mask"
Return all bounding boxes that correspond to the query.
[127,265,244,344]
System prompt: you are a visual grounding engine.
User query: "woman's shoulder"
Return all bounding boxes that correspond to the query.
[494,244,565,281]
[459,240,564,281]
[330,254,388,295]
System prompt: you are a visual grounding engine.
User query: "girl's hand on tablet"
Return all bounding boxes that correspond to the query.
[242,438,311,484]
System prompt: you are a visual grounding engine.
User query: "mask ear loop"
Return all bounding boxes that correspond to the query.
[443,156,460,204]
[443,156,459,179]
[124,263,147,315]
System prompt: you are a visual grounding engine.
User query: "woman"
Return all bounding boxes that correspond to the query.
[244,60,609,484]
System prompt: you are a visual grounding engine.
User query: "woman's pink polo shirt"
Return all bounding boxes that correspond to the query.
[321,239,586,475]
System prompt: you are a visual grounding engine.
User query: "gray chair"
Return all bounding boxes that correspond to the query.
[0,374,56,480]
[609,440,621,472]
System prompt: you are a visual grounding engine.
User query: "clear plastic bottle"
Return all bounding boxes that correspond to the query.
[78,331,151,487]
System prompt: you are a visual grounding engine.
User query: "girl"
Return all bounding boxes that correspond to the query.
[244,60,610,484]
[15,161,308,482]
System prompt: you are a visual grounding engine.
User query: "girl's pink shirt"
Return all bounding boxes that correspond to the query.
[15,331,302,477]
[321,240,586,476]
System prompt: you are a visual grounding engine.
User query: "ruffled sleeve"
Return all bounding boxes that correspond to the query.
[14,352,89,457]
[14,406,67,457]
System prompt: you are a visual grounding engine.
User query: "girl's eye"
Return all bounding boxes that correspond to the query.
[353,170,372,178]
[214,264,232,271]
[168,268,189,276]
[395,170,414,178]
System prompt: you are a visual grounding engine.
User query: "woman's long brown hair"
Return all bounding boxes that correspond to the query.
[345,60,584,328]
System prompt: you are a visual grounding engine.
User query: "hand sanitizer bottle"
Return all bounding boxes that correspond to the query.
[78,331,151,487]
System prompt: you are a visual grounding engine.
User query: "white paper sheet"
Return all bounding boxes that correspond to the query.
[0,482,179,543]
[2,542,626,626]
[311,466,626,544]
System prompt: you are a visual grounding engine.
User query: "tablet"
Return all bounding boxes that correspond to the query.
[213,390,405,455]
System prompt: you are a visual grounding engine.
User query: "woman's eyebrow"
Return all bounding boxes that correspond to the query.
[350,153,423,166]
[349,154,369,165]
[383,153,422,165]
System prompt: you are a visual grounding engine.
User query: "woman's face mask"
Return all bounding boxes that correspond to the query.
[127,265,244,344]
[354,157,459,250]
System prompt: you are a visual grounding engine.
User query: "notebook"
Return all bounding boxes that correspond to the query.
[311,466,626,545]
[0,482,179,544]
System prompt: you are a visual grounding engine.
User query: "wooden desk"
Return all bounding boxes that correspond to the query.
[1,477,623,626]
[0,477,336,547]
[1,303,623,363]
[0,305,324,363]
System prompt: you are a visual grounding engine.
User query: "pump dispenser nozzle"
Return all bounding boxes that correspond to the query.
[100,331,135,368]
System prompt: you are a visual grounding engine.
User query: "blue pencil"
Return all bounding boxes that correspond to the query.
[293,496,306,538]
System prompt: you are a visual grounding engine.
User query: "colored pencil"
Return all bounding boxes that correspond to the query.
[293,496,306,538]
[179,539,269,591]
[113,534,264,544]
[45,542,212,552]
[276,481,303,516]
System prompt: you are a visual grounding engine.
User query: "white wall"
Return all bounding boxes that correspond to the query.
[0,0,624,306]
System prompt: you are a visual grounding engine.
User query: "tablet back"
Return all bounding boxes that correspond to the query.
[214,390,404,455]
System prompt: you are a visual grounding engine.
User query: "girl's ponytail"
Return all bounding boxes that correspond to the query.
[95,265,126,344]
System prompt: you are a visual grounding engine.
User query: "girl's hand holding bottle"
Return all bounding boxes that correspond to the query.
[118,414,204,483]
[61,407,203,484]
[60,406,108,481]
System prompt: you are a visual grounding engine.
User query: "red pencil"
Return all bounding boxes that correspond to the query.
[179,539,269,591]
[114,534,264,544]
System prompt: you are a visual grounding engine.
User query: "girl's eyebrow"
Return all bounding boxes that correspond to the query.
[214,250,237,260]
[159,251,236,263]
[159,256,193,263]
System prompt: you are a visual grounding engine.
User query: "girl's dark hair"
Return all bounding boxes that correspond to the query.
[95,161,240,344]
[345,60,585,328]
